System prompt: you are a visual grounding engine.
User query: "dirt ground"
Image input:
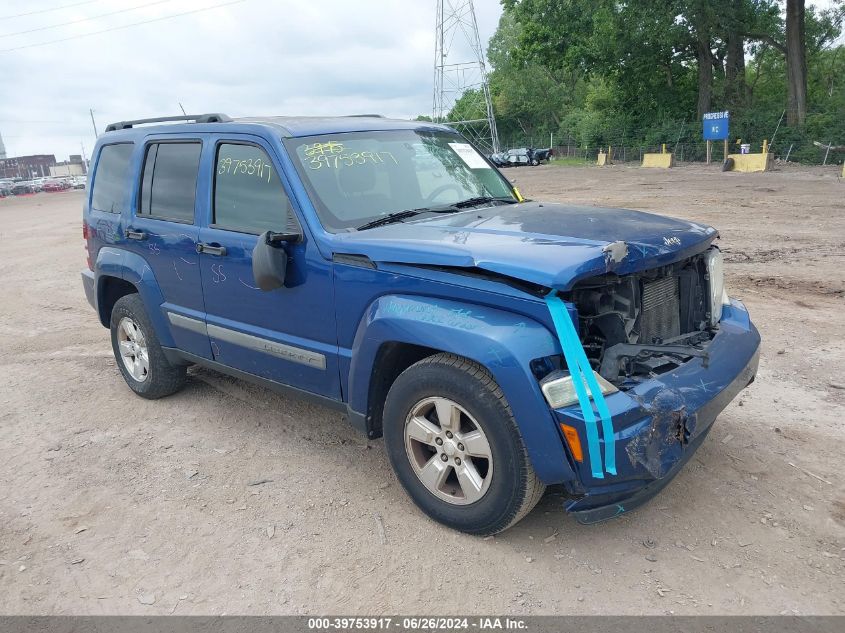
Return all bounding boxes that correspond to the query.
[1,163,843,615]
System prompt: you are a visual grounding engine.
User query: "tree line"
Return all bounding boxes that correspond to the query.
[439,0,844,162]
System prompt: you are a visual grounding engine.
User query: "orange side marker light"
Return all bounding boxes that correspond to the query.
[560,423,584,463]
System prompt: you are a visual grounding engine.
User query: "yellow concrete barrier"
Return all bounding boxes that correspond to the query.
[726,152,774,173]
[596,146,613,166]
[725,139,774,173]
[642,153,675,168]
[641,143,674,168]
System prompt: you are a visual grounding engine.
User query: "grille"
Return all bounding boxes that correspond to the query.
[639,276,681,343]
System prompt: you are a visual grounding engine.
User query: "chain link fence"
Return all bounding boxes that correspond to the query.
[497,124,844,167]
[545,141,841,165]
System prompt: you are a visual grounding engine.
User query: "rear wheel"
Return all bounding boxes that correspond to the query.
[110,294,186,399]
[383,353,545,535]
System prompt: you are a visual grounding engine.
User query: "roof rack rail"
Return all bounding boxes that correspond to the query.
[343,114,385,118]
[105,113,232,132]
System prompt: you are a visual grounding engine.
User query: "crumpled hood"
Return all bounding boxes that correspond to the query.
[331,201,718,290]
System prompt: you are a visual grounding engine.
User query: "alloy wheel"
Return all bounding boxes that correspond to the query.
[116,316,149,382]
[404,396,493,505]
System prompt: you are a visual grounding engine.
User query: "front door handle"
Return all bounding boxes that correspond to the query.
[196,242,227,257]
[126,229,147,241]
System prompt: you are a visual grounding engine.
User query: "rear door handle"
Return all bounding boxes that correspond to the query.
[126,229,147,241]
[196,243,227,257]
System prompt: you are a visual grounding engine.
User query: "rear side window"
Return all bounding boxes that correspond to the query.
[139,142,201,223]
[91,143,134,213]
[213,143,294,234]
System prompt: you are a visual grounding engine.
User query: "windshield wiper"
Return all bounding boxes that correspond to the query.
[355,208,430,231]
[355,196,515,231]
[436,195,517,210]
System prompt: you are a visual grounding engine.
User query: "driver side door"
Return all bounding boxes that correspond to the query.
[197,135,340,399]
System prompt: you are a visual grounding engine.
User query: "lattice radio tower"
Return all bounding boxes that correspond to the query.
[433,0,499,153]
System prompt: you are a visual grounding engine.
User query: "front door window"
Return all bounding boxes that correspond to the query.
[213,143,295,234]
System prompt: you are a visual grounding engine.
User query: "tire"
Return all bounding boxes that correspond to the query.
[383,353,545,535]
[110,293,186,399]
[530,158,540,166]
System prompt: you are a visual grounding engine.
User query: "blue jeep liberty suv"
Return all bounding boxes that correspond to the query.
[81,113,760,534]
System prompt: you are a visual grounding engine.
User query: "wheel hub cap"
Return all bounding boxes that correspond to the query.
[403,396,493,505]
[117,316,150,383]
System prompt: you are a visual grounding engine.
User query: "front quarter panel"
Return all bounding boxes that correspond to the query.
[348,294,576,485]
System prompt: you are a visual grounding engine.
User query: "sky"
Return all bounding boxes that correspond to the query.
[0,0,504,160]
[0,1,839,161]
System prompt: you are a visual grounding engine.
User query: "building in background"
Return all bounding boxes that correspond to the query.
[51,154,88,177]
[0,155,57,180]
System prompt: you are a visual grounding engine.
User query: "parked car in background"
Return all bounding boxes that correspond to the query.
[0,181,13,197]
[72,176,87,189]
[487,152,508,167]
[507,147,555,166]
[503,147,532,166]
[43,180,64,192]
[494,148,555,167]
[11,181,35,195]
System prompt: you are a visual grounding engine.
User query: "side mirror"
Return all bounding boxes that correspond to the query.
[252,231,293,291]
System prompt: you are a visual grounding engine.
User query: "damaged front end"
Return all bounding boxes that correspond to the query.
[625,387,695,480]
[540,248,760,523]
[567,248,719,385]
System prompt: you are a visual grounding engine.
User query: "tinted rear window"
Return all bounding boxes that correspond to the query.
[139,142,201,222]
[91,143,134,213]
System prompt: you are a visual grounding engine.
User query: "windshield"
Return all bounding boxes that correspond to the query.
[285,130,517,232]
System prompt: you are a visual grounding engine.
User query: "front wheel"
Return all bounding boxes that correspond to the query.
[383,353,545,535]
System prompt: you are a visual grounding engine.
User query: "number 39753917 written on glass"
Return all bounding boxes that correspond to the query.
[217,157,273,183]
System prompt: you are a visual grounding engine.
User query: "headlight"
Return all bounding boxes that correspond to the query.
[704,247,729,326]
[540,369,618,409]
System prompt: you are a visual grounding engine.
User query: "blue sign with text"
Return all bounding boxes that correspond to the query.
[703,111,730,141]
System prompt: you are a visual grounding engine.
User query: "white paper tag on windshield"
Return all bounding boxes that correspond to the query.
[448,142,489,169]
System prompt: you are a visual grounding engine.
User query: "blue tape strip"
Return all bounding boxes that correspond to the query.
[563,316,617,476]
[545,293,617,476]
[545,294,604,479]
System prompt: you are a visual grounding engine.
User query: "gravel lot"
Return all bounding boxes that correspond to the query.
[1,163,843,615]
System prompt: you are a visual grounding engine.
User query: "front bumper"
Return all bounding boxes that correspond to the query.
[553,299,760,523]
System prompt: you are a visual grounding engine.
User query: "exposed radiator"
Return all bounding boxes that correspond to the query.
[639,276,681,343]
